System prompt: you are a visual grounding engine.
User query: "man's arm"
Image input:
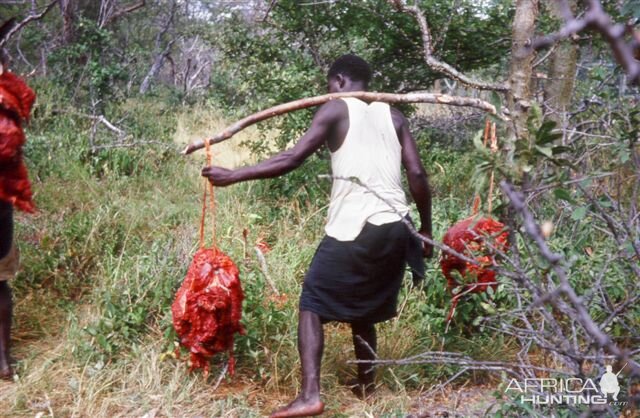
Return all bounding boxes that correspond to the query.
[201,100,346,186]
[391,107,433,258]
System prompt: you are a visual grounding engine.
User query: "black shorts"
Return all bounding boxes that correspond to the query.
[299,218,422,324]
[0,201,13,259]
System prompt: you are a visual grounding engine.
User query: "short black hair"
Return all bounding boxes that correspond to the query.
[328,54,372,85]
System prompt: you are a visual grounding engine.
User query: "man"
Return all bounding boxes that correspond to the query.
[202,54,432,418]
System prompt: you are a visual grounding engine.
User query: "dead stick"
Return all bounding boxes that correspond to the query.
[182,91,498,155]
[254,246,279,296]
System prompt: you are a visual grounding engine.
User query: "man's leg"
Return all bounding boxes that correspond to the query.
[270,310,325,418]
[0,281,11,378]
[0,201,13,379]
[350,321,376,399]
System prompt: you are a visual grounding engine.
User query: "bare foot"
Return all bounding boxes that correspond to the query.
[0,366,12,381]
[0,353,12,381]
[269,396,324,418]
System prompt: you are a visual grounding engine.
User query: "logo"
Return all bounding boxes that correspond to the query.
[599,364,626,401]
[504,364,627,406]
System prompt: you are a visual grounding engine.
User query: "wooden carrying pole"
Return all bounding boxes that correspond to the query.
[182,91,498,155]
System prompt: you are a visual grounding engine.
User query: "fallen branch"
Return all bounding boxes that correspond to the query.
[347,350,568,379]
[181,91,498,154]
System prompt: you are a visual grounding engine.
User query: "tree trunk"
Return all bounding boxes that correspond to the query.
[544,0,578,126]
[506,0,539,163]
[59,0,75,45]
[138,0,176,94]
[139,40,174,94]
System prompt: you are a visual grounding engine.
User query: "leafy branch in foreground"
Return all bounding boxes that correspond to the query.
[529,0,640,84]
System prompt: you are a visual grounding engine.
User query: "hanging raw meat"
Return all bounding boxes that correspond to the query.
[441,216,508,320]
[172,247,244,376]
[0,70,36,213]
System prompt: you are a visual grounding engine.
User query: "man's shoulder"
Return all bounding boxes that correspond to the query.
[388,106,408,131]
[318,98,348,117]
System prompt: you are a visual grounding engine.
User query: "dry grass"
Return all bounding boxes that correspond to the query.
[172,105,284,169]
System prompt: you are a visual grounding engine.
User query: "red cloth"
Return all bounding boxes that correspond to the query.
[172,248,244,375]
[0,71,36,212]
[441,216,508,320]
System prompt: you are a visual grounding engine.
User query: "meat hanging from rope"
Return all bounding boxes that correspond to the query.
[0,70,36,213]
[171,247,245,376]
[440,216,508,320]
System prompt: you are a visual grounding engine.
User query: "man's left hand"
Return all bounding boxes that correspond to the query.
[201,166,237,187]
[418,229,434,259]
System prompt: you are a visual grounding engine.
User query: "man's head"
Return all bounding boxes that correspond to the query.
[606,365,613,373]
[327,54,372,93]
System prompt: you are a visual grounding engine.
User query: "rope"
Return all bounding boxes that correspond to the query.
[199,138,216,249]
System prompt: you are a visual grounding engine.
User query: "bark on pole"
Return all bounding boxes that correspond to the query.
[182,91,498,155]
[506,0,539,163]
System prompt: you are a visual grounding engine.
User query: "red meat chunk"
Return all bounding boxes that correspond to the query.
[0,71,36,121]
[440,216,508,320]
[0,71,35,212]
[172,248,244,376]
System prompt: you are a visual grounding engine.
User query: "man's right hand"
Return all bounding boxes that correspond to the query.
[419,229,434,259]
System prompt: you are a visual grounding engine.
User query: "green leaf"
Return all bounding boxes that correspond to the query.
[571,206,588,221]
[552,145,572,155]
[553,188,575,204]
[473,130,487,152]
[97,334,109,351]
[480,302,496,314]
[489,91,503,115]
[535,145,553,158]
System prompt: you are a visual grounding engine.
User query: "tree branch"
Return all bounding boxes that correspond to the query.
[0,0,59,49]
[388,0,509,92]
[182,91,498,154]
[100,0,146,28]
[501,181,640,376]
[529,0,640,84]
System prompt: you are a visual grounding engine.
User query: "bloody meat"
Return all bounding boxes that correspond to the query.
[0,71,36,213]
[172,247,244,376]
[441,216,508,320]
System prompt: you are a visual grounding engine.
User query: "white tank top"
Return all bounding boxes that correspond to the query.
[325,98,409,241]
